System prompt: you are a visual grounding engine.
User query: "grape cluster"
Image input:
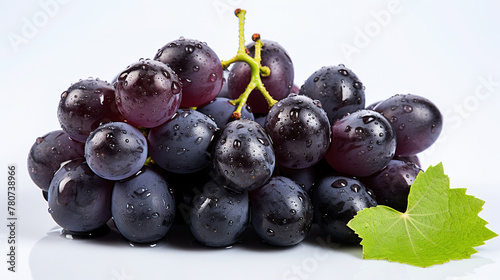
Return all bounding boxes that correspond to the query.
[27,9,442,247]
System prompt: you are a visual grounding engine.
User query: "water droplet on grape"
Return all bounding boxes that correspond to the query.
[266,228,275,236]
[362,116,376,124]
[353,81,363,89]
[351,184,361,192]
[331,179,348,188]
[151,212,159,218]
[209,73,217,82]
[185,45,195,54]
[193,65,200,72]
[403,105,413,113]
[171,81,181,94]
[233,139,241,150]
[338,69,349,76]
[290,107,301,122]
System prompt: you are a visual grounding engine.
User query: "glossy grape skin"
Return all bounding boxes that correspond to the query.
[197,97,254,128]
[27,130,85,191]
[115,59,181,128]
[111,167,176,244]
[362,159,422,212]
[85,122,148,180]
[228,40,294,113]
[189,180,249,247]
[312,175,377,244]
[265,94,331,169]
[154,37,223,108]
[299,65,365,124]
[278,165,317,193]
[212,119,275,193]
[250,176,313,246]
[325,109,396,177]
[57,78,125,142]
[373,94,443,156]
[48,158,113,233]
[148,109,218,174]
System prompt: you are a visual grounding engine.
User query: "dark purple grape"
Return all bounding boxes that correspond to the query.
[154,37,223,108]
[278,165,317,193]
[228,40,294,113]
[253,114,267,128]
[395,154,421,168]
[57,78,125,142]
[325,109,396,177]
[164,168,212,225]
[362,159,422,212]
[197,97,254,128]
[111,167,176,244]
[299,65,365,124]
[212,119,275,193]
[48,158,113,233]
[189,180,249,247]
[148,109,218,174]
[312,175,377,244]
[27,130,85,191]
[265,94,331,169]
[373,94,443,156]
[115,59,181,128]
[250,176,313,246]
[85,122,148,180]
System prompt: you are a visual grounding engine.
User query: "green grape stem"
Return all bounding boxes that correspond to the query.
[221,9,277,119]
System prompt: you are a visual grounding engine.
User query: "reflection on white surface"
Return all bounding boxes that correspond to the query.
[27,223,496,280]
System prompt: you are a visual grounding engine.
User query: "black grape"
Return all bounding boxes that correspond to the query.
[212,119,275,193]
[189,180,249,247]
[312,175,377,244]
[278,165,317,193]
[148,109,218,174]
[299,65,365,124]
[197,97,254,128]
[362,159,422,212]
[57,78,125,143]
[111,167,176,244]
[250,176,313,246]
[27,130,85,191]
[325,109,396,177]
[48,158,114,233]
[115,59,182,128]
[373,93,442,156]
[228,40,294,113]
[265,94,331,169]
[85,122,148,180]
[154,37,223,108]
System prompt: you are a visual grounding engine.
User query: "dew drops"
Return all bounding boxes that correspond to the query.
[403,105,413,113]
[209,73,217,82]
[331,179,348,188]
[233,139,241,150]
[266,228,275,237]
[193,65,200,72]
[185,45,195,54]
[351,184,361,193]
[290,107,301,122]
[151,212,159,218]
[194,137,203,145]
[338,69,349,76]
[171,81,181,94]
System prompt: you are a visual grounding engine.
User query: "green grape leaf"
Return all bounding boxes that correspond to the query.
[347,163,497,267]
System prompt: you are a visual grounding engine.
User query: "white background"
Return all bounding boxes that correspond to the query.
[1,0,499,279]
